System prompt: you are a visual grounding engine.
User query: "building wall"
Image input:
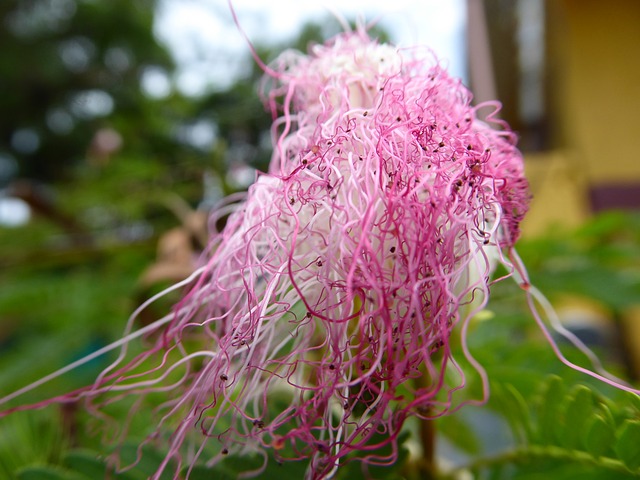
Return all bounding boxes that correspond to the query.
[553,0,640,183]
[520,0,640,236]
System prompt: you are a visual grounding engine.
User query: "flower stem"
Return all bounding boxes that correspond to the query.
[419,416,437,479]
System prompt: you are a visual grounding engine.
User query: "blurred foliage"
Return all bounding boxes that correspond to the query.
[433,211,640,480]
[516,213,640,310]
[0,0,176,182]
[1,0,639,477]
[2,209,639,479]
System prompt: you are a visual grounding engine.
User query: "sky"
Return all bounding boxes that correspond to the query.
[153,0,467,96]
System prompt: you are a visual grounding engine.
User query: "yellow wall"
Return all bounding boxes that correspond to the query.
[558,0,640,183]
[521,0,640,237]
[521,150,589,237]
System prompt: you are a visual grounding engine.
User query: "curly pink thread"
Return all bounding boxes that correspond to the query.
[1,30,532,479]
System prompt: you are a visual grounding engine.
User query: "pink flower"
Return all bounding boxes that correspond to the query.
[1,30,531,479]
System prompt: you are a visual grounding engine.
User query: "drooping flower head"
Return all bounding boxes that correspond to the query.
[1,29,531,479]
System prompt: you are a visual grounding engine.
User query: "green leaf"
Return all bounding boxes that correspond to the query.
[537,375,565,445]
[437,409,481,454]
[614,420,640,471]
[561,385,594,449]
[584,415,615,457]
[505,384,534,443]
[182,464,237,480]
[196,452,310,480]
[627,392,640,414]
[493,383,533,445]
[115,444,174,480]
[62,450,107,478]
[0,410,66,479]
[335,431,410,480]
[16,465,84,480]
[598,402,617,429]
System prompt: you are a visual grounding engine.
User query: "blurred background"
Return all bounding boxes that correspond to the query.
[0,0,639,478]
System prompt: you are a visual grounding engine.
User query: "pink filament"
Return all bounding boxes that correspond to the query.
[2,30,536,479]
